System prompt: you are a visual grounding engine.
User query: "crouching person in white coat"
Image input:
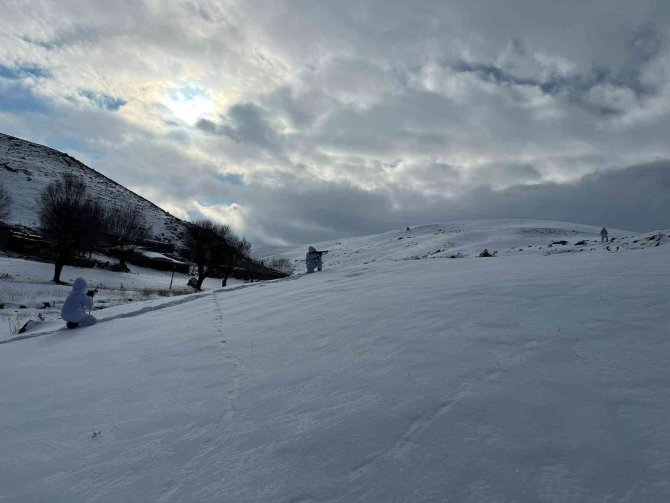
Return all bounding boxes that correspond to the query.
[61,277,97,329]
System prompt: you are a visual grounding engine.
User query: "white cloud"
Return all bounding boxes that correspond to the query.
[192,201,246,231]
[1,0,669,244]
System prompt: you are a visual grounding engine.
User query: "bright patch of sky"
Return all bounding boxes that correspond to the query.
[163,84,213,126]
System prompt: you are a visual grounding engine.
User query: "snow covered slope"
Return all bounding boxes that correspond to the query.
[0,133,187,243]
[260,219,636,269]
[1,222,669,502]
[0,255,242,340]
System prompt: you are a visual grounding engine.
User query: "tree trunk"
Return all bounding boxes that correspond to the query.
[221,259,234,288]
[53,260,64,283]
[196,265,207,290]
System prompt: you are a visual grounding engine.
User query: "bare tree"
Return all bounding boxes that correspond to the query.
[219,228,251,287]
[237,237,252,256]
[0,183,11,222]
[38,174,102,283]
[267,257,295,276]
[104,205,151,268]
[82,200,106,259]
[186,219,234,289]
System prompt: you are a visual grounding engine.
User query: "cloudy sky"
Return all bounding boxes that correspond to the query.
[1,1,669,244]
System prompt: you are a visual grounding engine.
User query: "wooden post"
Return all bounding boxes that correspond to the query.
[169,264,175,290]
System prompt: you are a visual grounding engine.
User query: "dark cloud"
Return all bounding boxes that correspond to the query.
[79,90,126,111]
[313,90,457,156]
[466,163,542,189]
[457,162,670,232]
[197,103,284,154]
[0,64,51,80]
[453,59,651,117]
[628,19,662,63]
[239,161,669,244]
[227,103,282,151]
[265,87,318,129]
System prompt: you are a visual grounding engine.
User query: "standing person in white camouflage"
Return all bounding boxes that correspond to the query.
[305,246,328,273]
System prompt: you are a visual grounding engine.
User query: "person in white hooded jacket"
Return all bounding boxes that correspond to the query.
[61,277,96,328]
[305,246,325,273]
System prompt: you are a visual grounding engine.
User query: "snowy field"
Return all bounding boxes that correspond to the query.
[0,256,240,340]
[1,220,669,502]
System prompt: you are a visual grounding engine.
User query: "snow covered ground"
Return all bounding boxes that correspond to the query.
[1,220,669,502]
[259,219,635,269]
[0,256,240,340]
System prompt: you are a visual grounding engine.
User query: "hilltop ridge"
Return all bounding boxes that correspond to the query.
[261,219,666,270]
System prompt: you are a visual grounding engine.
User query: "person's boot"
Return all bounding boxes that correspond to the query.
[66,321,79,329]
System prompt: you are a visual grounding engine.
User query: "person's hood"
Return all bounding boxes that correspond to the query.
[308,246,316,253]
[72,277,87,291]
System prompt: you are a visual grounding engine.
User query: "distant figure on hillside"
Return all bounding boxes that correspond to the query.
[61,277,97,329]
[306,246,328,273]
[600,227,609,242]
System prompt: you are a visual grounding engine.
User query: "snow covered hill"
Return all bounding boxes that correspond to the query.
[1,219,669,501]
[260,219,640,269]
[0,132,187,243]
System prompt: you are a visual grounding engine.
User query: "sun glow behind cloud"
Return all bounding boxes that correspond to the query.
[162,83,213,125]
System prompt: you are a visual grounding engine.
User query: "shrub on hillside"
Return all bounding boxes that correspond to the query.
[267,257,295,276]
[0,183,11,222]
